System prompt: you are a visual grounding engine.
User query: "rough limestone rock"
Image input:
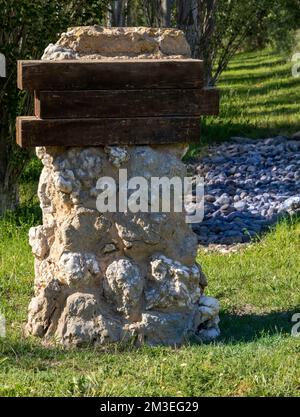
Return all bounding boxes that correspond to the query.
[42,26,191,60]
[26,27,220,347]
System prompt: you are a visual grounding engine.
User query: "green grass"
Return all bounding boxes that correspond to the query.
[189,48,300,156]
[0,49,300,397]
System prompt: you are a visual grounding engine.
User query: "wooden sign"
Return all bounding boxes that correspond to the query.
[16,59,219,147]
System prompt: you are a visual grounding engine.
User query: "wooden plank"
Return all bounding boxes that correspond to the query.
[16,116,200,148]
[18,59,204,91]
[35,88,219,119]
[201,87,219,116]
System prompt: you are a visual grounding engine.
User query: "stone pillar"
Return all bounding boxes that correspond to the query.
[26,26,220,347]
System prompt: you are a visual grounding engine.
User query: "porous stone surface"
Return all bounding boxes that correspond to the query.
[26,27,220,347]
[42,26,191,60]
[191,135,300,246]
[27,145,220,346]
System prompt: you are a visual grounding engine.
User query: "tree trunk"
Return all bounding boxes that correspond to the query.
[142,0,174,27]
[176,0,198,54]
[126,0,133,25]
[159,0,175,26]
[0,106,26,217]
[176,0,217,86]
[108,0,127,26]
[0,183,19,216]
[196,0,217,86]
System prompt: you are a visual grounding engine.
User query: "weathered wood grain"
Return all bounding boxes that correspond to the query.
[34,88,219,119]
[18,59,204,91]
[16,116,200,147]
[202,87,219,116]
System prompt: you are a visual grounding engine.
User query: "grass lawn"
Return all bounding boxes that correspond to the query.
[0,49,299,397]
[190,48,300,155]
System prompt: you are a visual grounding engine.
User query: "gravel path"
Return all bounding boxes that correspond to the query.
[191,135,300,245]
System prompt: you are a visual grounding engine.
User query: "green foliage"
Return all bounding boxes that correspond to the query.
[206,0,300,84]
[20,157,43,183]
[242,0,300,52]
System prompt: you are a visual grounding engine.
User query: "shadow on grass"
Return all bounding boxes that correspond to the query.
[221,67,291,84]
[227,58,285,72]
[0,335,143,363]
[1,307,297,364]
[0,307,298,365]
[195,117,299,147]
[218,308,299,344]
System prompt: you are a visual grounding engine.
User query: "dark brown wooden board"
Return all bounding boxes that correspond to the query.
[16,116,200,147]
[35,88,218,119]
[18,59,204,91]
[201,87,219,116]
